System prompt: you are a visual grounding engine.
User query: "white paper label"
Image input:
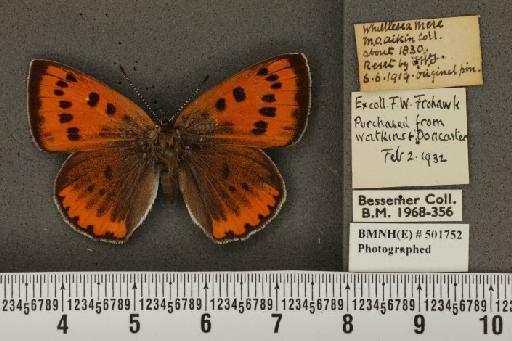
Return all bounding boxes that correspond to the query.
[351,87,469,188]
[353,189,462,222]
[349,223,469,272]
[354,15,483,92]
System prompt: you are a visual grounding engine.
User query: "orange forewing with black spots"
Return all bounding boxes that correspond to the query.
[175,53,310,148]
[178,144,285,242]
[28,60,155,152]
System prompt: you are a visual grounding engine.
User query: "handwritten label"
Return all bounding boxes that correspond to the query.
[349,223,469,272]
[354,16,483,91]
[351,88,469,188]
[353,190,462,222]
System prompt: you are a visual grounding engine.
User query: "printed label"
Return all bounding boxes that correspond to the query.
[349,223,469,272]
[353,190,462,222]
[354,15,483,91]
[351,88,469,188]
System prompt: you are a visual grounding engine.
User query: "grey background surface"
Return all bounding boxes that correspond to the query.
[2,0,510,273]
[0,1,343,271]
[343,0,512,271]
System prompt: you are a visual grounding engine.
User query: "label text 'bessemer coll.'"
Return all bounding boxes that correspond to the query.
[353,190,462,222]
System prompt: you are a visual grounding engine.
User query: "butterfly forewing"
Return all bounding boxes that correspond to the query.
[175,53,310,148]
[28,60,156,152]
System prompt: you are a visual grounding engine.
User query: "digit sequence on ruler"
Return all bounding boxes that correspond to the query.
[1,272,512,338]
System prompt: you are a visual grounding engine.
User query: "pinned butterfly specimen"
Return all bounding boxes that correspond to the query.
[27,54,311,244]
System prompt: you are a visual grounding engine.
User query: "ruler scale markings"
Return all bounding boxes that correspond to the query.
[496,275,500,303]
[226,273,230,298]
[447,275,451,299]
[345,280,350,312]
[475,275,479,299]
[425,274,429,299]
[481,275,485,300]
[507,274,512,298]
[185,273,188,298]
[438,275,442,299]
[373,273,377,297]
[196,273,200,299]
[461,274,464,299]
[506,276,509,300]
[68,274,71,299]
[161,273,164,298]
[5,272,512,338]
[239,275,243,300]
[246,273,250,299]
[365,273,369,298]
[111,273,114,297]
[387,274,392,298]
[330,273,334,298]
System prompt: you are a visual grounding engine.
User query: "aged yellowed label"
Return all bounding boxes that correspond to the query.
[354,16,483,91]
[351,88,469,188]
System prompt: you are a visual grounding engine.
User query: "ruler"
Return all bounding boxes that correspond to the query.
[0,272,511,340]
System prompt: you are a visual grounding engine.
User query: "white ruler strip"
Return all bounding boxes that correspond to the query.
[0,272,510,340]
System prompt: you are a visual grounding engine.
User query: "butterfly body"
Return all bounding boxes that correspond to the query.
[28,54,311,244]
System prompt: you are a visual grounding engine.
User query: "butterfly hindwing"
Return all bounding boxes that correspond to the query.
[55,146,159,243]
[178,144,285,243]
[175,53,311,148]
[28,59,156,152]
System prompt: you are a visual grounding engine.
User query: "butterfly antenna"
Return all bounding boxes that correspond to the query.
[167,75,209,123]
[119,65,161,124]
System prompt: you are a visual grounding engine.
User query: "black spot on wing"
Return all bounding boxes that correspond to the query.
[58,113,73,123]
[106,103,116,116]
[215,98,226,111]
[233,87,246,102]
[259,107,276,117]
[66,73,77,82]
[66,127,80,141]
[87,92,99,107]
[251,121,268,135]
[257,67,268,76]
[261,94,275,102]
[59,100,72,109]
